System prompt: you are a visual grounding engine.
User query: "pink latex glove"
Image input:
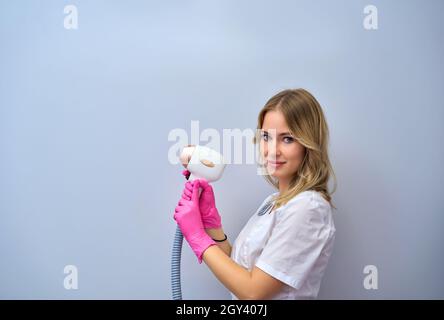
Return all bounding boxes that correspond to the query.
[174,180,216,263]
[181,171,222,229]
[182,169,191,180]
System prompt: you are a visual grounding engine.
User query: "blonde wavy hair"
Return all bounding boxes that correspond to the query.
[253,88,337,210]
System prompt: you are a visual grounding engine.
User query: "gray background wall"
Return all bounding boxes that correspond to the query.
[1,0,443,299]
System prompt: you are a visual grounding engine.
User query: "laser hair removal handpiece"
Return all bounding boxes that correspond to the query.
[171,145,226,300]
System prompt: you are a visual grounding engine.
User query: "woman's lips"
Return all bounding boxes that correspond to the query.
[267,160,286,168]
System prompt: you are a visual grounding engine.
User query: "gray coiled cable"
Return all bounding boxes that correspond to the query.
[171,226,184,300]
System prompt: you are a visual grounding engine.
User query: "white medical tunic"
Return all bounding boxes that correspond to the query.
[230,190,336,300]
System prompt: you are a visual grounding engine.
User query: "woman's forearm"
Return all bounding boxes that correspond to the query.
[205,228,232,256]
[202,245,253,299]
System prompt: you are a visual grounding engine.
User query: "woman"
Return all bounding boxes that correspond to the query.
[174,88,337,300]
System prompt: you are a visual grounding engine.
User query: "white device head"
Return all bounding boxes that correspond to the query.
[180,145,226,182]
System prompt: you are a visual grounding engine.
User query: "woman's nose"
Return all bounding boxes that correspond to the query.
[266,141,280,157]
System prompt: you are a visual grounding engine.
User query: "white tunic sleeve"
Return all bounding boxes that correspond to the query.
[255,193,335,290]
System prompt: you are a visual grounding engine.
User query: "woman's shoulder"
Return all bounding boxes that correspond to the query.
[276,190,332,215]
[272,190,335,235]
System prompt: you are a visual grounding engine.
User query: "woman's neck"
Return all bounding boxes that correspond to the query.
[278,180,289,194]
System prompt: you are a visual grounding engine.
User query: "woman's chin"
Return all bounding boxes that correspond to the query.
[267,169,283,178]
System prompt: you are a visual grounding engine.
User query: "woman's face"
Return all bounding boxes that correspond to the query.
[260,110,306,189]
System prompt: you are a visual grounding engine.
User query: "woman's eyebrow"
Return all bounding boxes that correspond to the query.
[261,130,292,136]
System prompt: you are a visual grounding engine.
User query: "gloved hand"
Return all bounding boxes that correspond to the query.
[174,180,216,263]
[181,170,222,229]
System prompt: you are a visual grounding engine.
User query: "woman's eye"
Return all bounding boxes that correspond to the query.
[283,136,294,143]
[261,133,269,141]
